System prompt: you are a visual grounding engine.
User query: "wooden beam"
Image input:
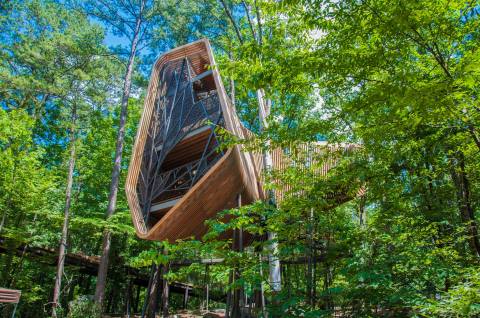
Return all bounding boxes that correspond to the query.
[191,69,213,82]
[150,198,181,213]
[0,239,226,300]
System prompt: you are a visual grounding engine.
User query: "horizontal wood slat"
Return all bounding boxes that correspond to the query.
[0,288,21,304]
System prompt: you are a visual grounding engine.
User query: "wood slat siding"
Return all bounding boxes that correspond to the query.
[126,39,362,242]
[270,143,363,203]
[245,136,362,205]
[0,288,21,304]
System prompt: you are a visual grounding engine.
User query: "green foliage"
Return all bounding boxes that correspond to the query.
[418,270,480,317]
[0,1,149,316]
[0,107,58,261]
[144,0,480,316]
[1,0,480,317]
[67,296,101,318]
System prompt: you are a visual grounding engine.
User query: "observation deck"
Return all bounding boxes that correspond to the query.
[126,39,262,241]
[126,39,362,242]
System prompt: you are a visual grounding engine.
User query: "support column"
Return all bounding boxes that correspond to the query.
[183,286,189,310]
[225,268,234,318]
[231,193,245,318]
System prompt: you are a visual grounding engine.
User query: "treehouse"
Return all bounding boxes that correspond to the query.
[126,39,362,242]
[126,39,263,242]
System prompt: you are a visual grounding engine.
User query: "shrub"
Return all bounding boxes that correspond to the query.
[67,296,101,318]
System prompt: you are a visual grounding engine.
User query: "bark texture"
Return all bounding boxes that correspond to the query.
[52,103,77,317]
[257,89,282,292]
[94,0,145,305]
[450,152,480,258]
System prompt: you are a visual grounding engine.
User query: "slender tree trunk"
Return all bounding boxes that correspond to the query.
[286,263,291,299]
[161,250,169,317]
[450,152,480,258]
[52,103,77,318]
[230,78,235,106]
[225,268,234,318]
[218,0,244,44]
[231,194,245,318]
[0,211,6,233]
[358,196,366,227]
[231,228,240,318]
[94,11,143,305]
[147,264,162,318]
[204,264,209,312]
[183,286,189,310]
[312,237,317,308]
[238,194,245,318]
[257,252,266,317]
[141,264,156,318]
[126,277,132,318]
[257,89,282,293]
[135,283,141,313]
[306,208,314,307]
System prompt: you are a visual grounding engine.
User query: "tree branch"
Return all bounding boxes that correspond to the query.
[218,0,244,44]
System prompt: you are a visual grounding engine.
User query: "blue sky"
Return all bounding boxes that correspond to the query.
[103,30,130,48]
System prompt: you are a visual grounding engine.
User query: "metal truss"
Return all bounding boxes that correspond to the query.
[137,57,225,226]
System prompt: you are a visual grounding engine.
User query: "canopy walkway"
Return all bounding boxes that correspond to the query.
[0,239,219,300]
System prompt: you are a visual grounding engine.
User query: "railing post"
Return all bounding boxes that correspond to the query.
[11,302,18,318]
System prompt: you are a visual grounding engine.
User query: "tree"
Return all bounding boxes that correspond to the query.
[141,0,480,315]
[0,107,55,279]
[1,1,126,315]
[42,7,119,316]
[263,0,480,314]
[76,0,158,306]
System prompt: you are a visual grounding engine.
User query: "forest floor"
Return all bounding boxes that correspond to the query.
[173,310,225,317]
[103,310,226,318]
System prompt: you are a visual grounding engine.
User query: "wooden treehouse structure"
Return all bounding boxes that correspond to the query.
[126,39,360,243]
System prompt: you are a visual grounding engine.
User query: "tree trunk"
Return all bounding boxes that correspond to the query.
[0,211,6,233]
[218,0,244,44]
[147,264,162,318]
[183,286,189,310]
[126,277,132,318]
[257,89,282,293]
[52,103,77,317]
[231,228,240,318]
[306,208,314,307]
[161,250,169,317]
[225,268,234,318]
[94,9,143,305]
[135,283,141,313]
[450,152,480,258]
[141,264,156,318]
[204,264,209,312]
